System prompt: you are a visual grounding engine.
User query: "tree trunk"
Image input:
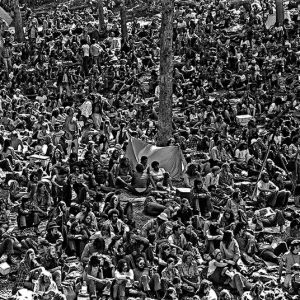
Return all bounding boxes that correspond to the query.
[14,0,25,42]
[275,0,284,26]
[98,0,105,33]
[120,2,128,42]
[157,0,174,146]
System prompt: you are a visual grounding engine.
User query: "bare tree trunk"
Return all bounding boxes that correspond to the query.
[157,0,174,146]
[98,0,105,33]
[275,0,284,26]
[120,2,128,42]
[14,0,25,42]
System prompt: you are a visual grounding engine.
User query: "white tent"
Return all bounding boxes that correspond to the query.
[0,7,12,26]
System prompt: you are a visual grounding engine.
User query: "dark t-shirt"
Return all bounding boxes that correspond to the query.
[176,207,193,225]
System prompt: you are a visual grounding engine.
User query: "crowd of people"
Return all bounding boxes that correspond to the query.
[0,0,300,299]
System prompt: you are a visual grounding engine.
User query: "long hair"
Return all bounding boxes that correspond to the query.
[81,201,91,221]
[36,181,49,197]
[186,163,198,177]
[233,222,246,237]
[223,209,235,225]
[93,237,105,253]
[222,230,233,249]
[70,221,80,234]
[45,245,57,259]
[193,178,203,192]
[23,248,35,266]
[108,195,120,209]
[198,280,212,298]
[34,181,51,204]
[181,251,193,264]
[117,259,127,272]
[67,174,76,185]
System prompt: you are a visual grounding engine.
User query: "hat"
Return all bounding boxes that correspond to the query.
[251,139,257,145]
[291,239,300,246]
[212,166,220,173]
[157,212,168,221]
[48,221,60,230]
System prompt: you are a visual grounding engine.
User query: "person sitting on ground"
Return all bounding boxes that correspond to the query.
[252,206,285,233]
[129,163,152,195]
[113,259,134,300]
[13,249,41,294]
[40,246,63,290]
[34,269,66,300]
[207,249,252,297]
[257,172,279,208]
[204,166,220,191]
[43,221,64,253]
[133,256,162,298]
[278,240,300,289]
[81,237,107,265]
[285,219,300,243]
[150,161,174,190]
[102,209,129,238]
[84,254,114,300]
[183,163,202,188]
[110,157,133,188]
[178,250,201,295]
[256,231,288,264]
[18,194,41,233]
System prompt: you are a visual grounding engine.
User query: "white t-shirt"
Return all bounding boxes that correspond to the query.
[82,44,90,57]
[36,95,47,104]
[150,168,165,182]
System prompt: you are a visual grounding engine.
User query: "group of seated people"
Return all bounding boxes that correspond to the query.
[0,0,300,298]
[0,137,299,300]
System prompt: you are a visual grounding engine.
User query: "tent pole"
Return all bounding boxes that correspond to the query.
[251,131,276,201]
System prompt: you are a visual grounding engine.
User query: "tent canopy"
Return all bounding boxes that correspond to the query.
[125,135,186,180]
[0,7,12,26]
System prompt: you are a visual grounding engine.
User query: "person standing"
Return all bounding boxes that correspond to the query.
[82,40,90,76]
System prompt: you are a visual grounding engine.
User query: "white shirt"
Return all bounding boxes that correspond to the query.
[235,149,251,163]
[80,100,93,118]
[204,173,219,189]
[82,44,90,57]
[257,179,279,196]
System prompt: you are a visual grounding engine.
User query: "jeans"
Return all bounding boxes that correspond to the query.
[229,273,252,297]
[82,56,90,76]
[191,194,212,215]
[87,278,111,297]
[137,273,161,292]
[144,202,166,216]
[261,242,288,264]
[3,57,12,71]
[275,190,291,207]
[262,210,285,227]
[113,279,127,300]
